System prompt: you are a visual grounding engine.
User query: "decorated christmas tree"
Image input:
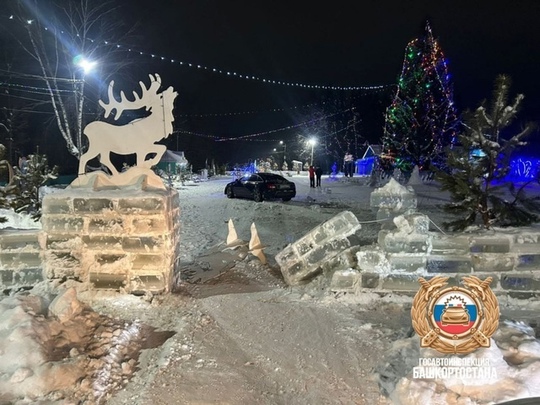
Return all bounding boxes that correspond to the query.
[437,75,539,231]
[382,21,458,174]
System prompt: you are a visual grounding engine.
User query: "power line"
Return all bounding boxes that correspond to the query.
[175,107,357,142]
[5,14,393,92]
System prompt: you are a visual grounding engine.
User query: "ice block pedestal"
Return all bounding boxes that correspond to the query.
[41,188,180,293]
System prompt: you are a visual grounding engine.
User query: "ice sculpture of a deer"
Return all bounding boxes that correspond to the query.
[78,74,177,176]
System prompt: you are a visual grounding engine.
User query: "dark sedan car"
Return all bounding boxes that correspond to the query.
[224,173,296,202]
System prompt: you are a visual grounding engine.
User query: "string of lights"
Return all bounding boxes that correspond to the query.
[0,107,56,115]
[176,92,384,118]
[174,107,356,142]
[6,14,392,92]
[177,102,322,118]
[0,82,76,94]
[175,122,356,144]
[217,108,356,141]
[0,92,54,104]
[0,68,81,83]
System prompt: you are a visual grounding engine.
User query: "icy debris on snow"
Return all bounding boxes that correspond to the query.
[93,320,141,402]
[0,285,157,403]
[48,287,85,323]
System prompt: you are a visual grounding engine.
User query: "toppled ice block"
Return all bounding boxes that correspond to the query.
[276,211,361,285]
[356,246,390,272]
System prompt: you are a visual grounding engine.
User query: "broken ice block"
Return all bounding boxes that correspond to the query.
[330,268,360,292]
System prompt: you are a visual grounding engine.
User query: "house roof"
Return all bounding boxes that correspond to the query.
[361,144,382,159]
[160,150,189,164]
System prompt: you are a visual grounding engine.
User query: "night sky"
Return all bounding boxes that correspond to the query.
[123,0,540,167]
[4,0,540,170]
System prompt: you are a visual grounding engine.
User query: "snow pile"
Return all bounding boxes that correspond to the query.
[0,208,41,229]
[387,320,540,404]
[0,285,151,404]
[0,288,86,401]
[0,185,65,230]
[407,166,423,185]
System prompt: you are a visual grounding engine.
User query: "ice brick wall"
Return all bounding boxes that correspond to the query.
[0,230,44,290]
[276,211,361,285]
[352,213,540,299]
[41,188,180,293]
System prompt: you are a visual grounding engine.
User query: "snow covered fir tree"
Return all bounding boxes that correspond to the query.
[382,21,458,175]
[0,143,14,225]
[7,154,58,221]
[437,75,540,231]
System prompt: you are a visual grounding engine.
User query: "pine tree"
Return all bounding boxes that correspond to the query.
[383,21,458,174]
[9,153,58,221]
[0,143,14,224]
[437,75,539,231]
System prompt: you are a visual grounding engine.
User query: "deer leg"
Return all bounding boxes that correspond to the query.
[79,149,97,175]
[100,152,119,176]
[144,145,167,168]
[135,150,146,168]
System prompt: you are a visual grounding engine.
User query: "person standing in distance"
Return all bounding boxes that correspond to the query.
[315,165,323,187]
[308,165,315,188]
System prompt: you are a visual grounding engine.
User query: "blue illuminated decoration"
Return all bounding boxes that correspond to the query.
[470,148,486,158]
[356,157,376,175]
[354,154,539,183]
[508,157,540,181]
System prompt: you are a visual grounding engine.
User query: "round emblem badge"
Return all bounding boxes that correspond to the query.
[431,288,479,338]
[411,276,500,354]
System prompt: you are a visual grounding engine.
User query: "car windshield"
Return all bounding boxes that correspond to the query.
[258,173,288,183]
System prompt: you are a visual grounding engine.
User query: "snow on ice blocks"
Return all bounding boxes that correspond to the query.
[275,211,361,285]
[70,167,167,191]
[41,187,180,293]
[370,178,417,220]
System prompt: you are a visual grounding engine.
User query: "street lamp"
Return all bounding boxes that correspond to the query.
[73,55,97,74]
[279,140,287,168]
[78,59,97,74]
[308,138,317,165]
[73,55,97,158]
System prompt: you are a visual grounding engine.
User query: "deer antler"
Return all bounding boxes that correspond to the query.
[99,74,162,120]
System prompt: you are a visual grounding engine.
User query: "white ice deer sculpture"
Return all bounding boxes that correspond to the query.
[78,74,177,177]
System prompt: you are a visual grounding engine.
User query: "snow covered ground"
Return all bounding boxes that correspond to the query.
[2,172,540,404]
